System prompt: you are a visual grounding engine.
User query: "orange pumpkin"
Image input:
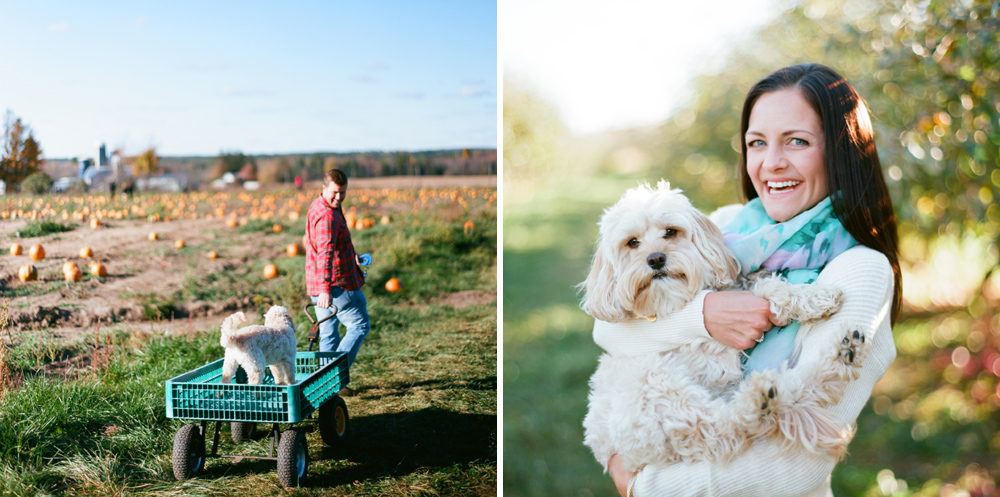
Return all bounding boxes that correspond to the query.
[286,243,302,257]
[90,217,101,229]
[226,218,238,228]
[148,232,159,241]
[385,278,403,293]
[263,264,279,279]
[29,244,45,261]
[380,215,390,225]
[272,223,283,233]
[207,250,219,259]
[80,246,93,258]
[10,243,22,256]
[90,262,107,277]
[175,240,185,249]
[464,220,475,233]
[64,262,82,282]
[18,265,37,282]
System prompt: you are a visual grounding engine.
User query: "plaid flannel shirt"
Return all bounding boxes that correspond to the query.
[305,196,364,295]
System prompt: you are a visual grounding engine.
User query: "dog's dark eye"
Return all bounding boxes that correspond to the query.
[627,238,640,248]
[663,228,678,239]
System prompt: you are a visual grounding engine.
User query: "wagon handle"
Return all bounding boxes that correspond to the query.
[303,303,339,352]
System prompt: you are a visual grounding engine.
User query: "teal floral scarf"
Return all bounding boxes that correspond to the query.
[722,197,857,373]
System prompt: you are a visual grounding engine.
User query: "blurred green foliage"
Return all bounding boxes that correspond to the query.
[504,0,1000,495]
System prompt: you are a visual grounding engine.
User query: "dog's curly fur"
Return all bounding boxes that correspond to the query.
[220,305,297,386]
[581,181,868,472]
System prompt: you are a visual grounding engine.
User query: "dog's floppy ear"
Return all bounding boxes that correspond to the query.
[580,246,630,323]
[692,214,740,289]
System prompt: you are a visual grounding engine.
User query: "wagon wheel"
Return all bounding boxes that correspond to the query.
[172,424,205,480]
[319,395,350,446]
[276,428,309,488]
[231,421,257,445]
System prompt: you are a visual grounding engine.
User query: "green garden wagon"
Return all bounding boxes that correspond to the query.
[165,350,350,487]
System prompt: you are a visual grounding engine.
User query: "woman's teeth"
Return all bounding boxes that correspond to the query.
[768,180,800,193]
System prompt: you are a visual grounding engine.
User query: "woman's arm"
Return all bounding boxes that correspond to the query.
[593,289,780,354]
[628,247,896,496]
[592,290,715,355]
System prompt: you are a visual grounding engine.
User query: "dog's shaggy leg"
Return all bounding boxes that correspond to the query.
[221,355,239,384]
[768,324,868,459]
[749,274,843,325]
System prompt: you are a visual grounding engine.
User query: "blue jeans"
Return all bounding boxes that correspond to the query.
[310,288,370,369]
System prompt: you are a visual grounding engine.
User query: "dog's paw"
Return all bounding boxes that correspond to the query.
[759,384,778,416]
[837,328,867,366]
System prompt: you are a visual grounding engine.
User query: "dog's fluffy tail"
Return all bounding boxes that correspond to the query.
[220,311,248,348]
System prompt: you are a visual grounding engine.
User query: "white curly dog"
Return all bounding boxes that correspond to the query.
[220,305,298,386]
[581,181,868,473]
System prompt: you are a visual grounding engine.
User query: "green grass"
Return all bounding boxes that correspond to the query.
[0,301,496,496]
[14,221,77,238]
[0,199,497,496]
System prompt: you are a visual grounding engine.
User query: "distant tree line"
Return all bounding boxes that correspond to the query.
[23,147,497,193]
[162,148,498,186]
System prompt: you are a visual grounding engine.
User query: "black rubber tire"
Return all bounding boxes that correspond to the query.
[276,428,309,488]
[319,396,350,447]
[230,421,257,444]
[172,424,205,480]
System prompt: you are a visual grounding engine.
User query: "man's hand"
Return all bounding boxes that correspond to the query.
[317,292,332,309]
[703,291,782,349]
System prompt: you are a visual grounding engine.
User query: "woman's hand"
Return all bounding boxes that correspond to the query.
[608,454,634,497]
[703,291,781,349]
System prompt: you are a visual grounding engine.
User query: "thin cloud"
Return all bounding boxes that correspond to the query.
[219,85,274,97]
[135,15,147,29]
[195,60,230,71]
[47,21,70,33]
[397,89,425,100]
[454,86,489,98]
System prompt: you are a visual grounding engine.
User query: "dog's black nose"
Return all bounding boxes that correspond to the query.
[647,252,667,270]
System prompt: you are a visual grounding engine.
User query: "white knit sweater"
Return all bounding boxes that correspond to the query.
[592,245,896,497]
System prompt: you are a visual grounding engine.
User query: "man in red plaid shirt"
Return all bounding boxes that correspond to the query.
[306,169,370,393]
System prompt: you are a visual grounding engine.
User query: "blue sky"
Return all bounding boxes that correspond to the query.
[0,2,497,158]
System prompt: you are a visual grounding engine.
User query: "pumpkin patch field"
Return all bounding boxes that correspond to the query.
[0,175,497,496]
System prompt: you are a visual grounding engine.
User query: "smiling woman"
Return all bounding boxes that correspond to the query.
[597,64,904,497]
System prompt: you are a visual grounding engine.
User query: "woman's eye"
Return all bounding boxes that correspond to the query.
[791,138,809,146]
[627,238,640,248]
[747,139,764,148]
[663,229,678,239]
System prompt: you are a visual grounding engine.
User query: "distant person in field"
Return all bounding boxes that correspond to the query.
[305,169,370,396]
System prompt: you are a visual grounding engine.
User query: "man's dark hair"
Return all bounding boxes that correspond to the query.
[738,63,901,324]
[324,169,348,187]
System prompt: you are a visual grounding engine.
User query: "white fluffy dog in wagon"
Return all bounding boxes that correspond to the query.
[220,305,298,386]
[580,181,869,472]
